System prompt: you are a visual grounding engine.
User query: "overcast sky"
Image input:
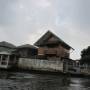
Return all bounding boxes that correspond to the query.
[0,0,90,59]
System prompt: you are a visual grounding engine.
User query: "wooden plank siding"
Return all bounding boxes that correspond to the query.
[38,44,70,58]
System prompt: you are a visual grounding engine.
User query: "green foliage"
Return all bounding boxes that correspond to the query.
[81,46,90,64]
[81,46,90,57]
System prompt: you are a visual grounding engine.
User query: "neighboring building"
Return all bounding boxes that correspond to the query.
[34,31,73,60]
[0,51,17,69]
[0,41,17,69]
[0,41,16,52]
[63,59,81,74]
[16,44,37,58]
[17,31,74,72]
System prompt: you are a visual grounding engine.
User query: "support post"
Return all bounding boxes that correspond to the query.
[6,55,10,68]
[0,55,3,65]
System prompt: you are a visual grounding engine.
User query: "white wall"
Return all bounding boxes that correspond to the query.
[18,58,64,72]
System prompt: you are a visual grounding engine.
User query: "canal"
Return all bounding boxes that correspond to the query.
[0,71,90,90]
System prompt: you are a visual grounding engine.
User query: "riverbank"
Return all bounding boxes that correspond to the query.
[0,67,90,78]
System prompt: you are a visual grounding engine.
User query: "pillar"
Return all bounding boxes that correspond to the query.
[6,55,10,67]
[0,55,3,65]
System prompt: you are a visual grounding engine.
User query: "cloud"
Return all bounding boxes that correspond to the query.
[33,0,51,8]
[0,0,90,59]
[0,0,17,26]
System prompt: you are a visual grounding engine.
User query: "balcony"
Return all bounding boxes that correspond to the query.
[44,49,57,55]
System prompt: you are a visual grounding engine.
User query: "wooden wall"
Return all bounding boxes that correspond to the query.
[38,45,70,58]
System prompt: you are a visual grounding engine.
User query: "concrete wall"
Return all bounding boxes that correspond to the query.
[18,58,64,72]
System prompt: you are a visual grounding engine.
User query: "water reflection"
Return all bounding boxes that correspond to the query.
[0,71,90,90]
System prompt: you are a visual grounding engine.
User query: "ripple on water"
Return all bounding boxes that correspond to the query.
[0,72,90,90]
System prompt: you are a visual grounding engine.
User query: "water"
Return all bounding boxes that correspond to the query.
[0,71,90,90]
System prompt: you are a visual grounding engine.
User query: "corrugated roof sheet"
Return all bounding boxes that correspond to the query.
[0,41,16,49]
[34,30,74,49]
[17,44,37,49]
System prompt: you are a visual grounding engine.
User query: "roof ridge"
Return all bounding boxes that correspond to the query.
[34,30,74,49]
[17,44,37,49]
[0,41,16,48]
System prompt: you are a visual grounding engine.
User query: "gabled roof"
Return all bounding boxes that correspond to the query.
[34,30,74,49]
[17,44,37,49]
[0,41,16,49]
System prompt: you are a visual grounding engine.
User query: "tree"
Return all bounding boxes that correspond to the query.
[80,46,90,64]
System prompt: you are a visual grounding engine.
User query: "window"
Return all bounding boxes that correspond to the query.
[2,55,8,61]
[1,62,7,65]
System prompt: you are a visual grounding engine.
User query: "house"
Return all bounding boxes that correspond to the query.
[0,41,17,69]
[34,31,73,60]
[17,31,74,72]
[16,44,37,58]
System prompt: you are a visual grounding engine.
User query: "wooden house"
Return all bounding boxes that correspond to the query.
[0,41,17,69]
[34,31,73,60]
[16,44,37,58]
